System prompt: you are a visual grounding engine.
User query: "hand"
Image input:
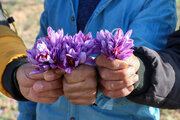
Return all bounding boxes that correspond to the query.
[63,65,97,105]
[95,54,140,98]
[16,63,64,104]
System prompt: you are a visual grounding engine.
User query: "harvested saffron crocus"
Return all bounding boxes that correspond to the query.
[26,27,98,74]
[26,27,64,75]
[96,28,134,60]
[56,31,98,73]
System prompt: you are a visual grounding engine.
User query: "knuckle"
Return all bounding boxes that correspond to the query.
[88,80,97,89]
[63,86,70,93]
[120,89,129,97]
[99,69,108,79]
[89,98,96,104]
[123,79,132,87]
[47,81,54,89]
[120,69,128,79]
[104,83,112,90]
[83,66,96,77]
[64,74,72,82]
[120,91,127,97]
[103,90,112,98]
[110,61,116,69]
[134,75,139,83]
[89,89,97,97]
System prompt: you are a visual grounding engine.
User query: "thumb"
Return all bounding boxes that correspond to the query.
[44,69,65,81]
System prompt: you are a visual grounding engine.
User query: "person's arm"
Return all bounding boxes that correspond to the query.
[0,3,28,100]
[95,0,177,110]
[127,30,180,109]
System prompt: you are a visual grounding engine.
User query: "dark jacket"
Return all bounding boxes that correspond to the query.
[128,30,180,109]
[0,2,180,109]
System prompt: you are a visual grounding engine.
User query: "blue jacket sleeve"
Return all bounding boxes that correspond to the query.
[129,0,177,50]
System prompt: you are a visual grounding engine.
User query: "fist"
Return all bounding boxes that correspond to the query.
[63,65,97,105]
[16,63,64,104]
[95,54,140,98]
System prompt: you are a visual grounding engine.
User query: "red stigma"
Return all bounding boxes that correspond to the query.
[85,34,88,40]
[46,36,50,40]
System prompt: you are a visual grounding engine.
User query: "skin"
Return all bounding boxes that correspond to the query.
[95,54,140,98]
[16,54,139,104]
[16,63,64,104]
[63,65,97,105]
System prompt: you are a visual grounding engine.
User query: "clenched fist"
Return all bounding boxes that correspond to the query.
[95,54,140,98]
[63,65,97,105]
[16,63,64,104]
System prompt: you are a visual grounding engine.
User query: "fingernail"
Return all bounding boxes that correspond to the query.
[127,86,133,92]
[34,83,43,91]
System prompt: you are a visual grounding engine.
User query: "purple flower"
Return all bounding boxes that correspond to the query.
[14,113,19,118]
[26,27,99,74]
[26,27,64,75]
[96,28,134,60]
[0,109,3,114]
[56,31,99,73]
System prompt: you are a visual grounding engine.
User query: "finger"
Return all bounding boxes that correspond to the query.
[17,76,36,88]
[28,88,59,104]
[37,89,63,98]
[63,77,97,93]
[102,85,134,98]
[23,63,44,80]
[64,65,96,83]
[125,54,140,72]
[33,79,62,92]
[100,74,139,90]
[18,86,30,99]
[95,54,128,70]
[17,64,43,88]
[69,97,96,105]
[99,67,136,80]
[64,89,96,99]
[44,69,64,81]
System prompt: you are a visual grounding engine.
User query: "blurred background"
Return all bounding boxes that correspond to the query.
[0,0,180,119]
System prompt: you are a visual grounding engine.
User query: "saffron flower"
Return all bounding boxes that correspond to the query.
[26,27,64,74]
[56,31,98,73]
[96,28,134,60]
[26,27,98,74]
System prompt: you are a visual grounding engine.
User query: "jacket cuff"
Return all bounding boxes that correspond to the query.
[0,25,27,98]
[128,47,152,96]
[2,57,29,101]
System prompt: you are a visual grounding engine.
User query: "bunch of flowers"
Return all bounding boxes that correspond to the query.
[26,27,98,74]
[26,27,134,74]
[96,28,134,60]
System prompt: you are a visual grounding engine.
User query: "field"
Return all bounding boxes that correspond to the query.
[0,0,180,120]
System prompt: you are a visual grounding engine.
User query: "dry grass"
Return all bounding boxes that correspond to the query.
[0,0,180,120]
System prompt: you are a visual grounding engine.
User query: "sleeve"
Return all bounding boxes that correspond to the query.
[129,0,177,50]
[0,2,28,101]
[127,30,180,109]
[1,0,49,100]
[0,25,27,98]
